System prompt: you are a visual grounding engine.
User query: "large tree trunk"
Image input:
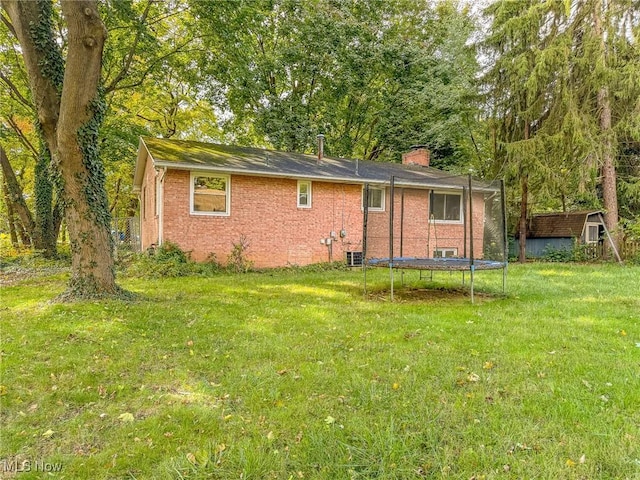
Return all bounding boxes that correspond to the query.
[0,144,36,244]
[518,121,530,264]
[594,0,619,252]
[518,174,528,264]
[4,118,59,256]
[57,1,117,295]
[2,178,19,247]
[3,0,120,298]
[598,88,619,251]
[34,146,58,258]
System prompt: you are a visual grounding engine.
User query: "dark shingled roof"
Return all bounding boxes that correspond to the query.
[134,137,499,192]
[525,211,602,238]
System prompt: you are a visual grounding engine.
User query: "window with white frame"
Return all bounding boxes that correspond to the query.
[297,180,312,208]
[191,173,230,215]
[430,191,462,222]
[362,186,385,211]
[433,247,458,258]
[585,223,600,243]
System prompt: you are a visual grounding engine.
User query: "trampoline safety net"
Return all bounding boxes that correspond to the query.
[362,175,508,301]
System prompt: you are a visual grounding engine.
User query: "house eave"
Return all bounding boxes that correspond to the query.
[152,160,497,193]
[132,137,151,193]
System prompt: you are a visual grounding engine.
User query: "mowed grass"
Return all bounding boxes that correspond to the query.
[1,264,639,479]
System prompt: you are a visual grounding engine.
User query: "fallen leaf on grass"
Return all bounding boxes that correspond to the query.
[467,373,480,383]
[566,458,576,467]
[118,412,135,422]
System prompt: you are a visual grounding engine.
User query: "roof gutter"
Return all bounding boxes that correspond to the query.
[151,160,498,193]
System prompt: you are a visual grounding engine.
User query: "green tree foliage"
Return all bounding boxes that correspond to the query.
[192,0,480,166]
[481,0,640,250]
[0,12,61,256]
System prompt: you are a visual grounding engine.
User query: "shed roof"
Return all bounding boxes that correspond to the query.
[525,211,602,238]
[133,137,499,193]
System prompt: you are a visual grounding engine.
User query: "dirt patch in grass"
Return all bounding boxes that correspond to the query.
[0,266,69,287]
[367,285,498,302]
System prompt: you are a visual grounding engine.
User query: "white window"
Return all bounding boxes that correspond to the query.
[297,180,312,208]
[585,223,600,243]
[191,172,230,215]
[430,191,462,222]
[434,247,458,258]
[363,186,385,212]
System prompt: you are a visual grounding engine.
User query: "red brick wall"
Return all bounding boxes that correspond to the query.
[161,170,365,267]
[401,148,430,167]
[152,170,487,267]
[140,154,159,250]
[366,188,485,259]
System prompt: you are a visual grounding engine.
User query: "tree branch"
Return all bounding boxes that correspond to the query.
[6,115,39,160]
[0,71,34,112]
[104,0,153,94]
[0,11,16,37]
[1,0,63,149]
[106,40,196,93]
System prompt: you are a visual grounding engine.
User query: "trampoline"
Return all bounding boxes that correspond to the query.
[367,257,505,271]
[362,174,508,303]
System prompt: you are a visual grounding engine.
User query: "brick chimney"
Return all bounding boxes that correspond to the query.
[402,145,430,167]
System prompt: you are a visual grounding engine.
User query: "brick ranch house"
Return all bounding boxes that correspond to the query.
[133,137,497,268]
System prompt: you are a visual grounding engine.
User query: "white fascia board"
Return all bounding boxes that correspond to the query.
[133,137,152,192]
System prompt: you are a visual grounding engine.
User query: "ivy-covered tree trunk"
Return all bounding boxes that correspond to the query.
[57,1,117,296]
[0,144,36,244]
[2,177,19,247]
[33,144,58,257]
[2,0,119,297]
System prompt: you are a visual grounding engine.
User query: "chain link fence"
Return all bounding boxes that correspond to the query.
[111,217,140,253]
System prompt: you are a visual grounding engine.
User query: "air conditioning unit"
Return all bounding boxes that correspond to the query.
[346,251,363,267]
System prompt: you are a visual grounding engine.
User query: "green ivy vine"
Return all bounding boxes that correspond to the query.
[77,86,113,235]
[29,0,64,93]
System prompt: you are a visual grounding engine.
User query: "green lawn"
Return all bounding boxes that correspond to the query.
[1,264,639,479]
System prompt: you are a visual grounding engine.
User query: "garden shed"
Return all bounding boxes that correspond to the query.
[512,211,606,258]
